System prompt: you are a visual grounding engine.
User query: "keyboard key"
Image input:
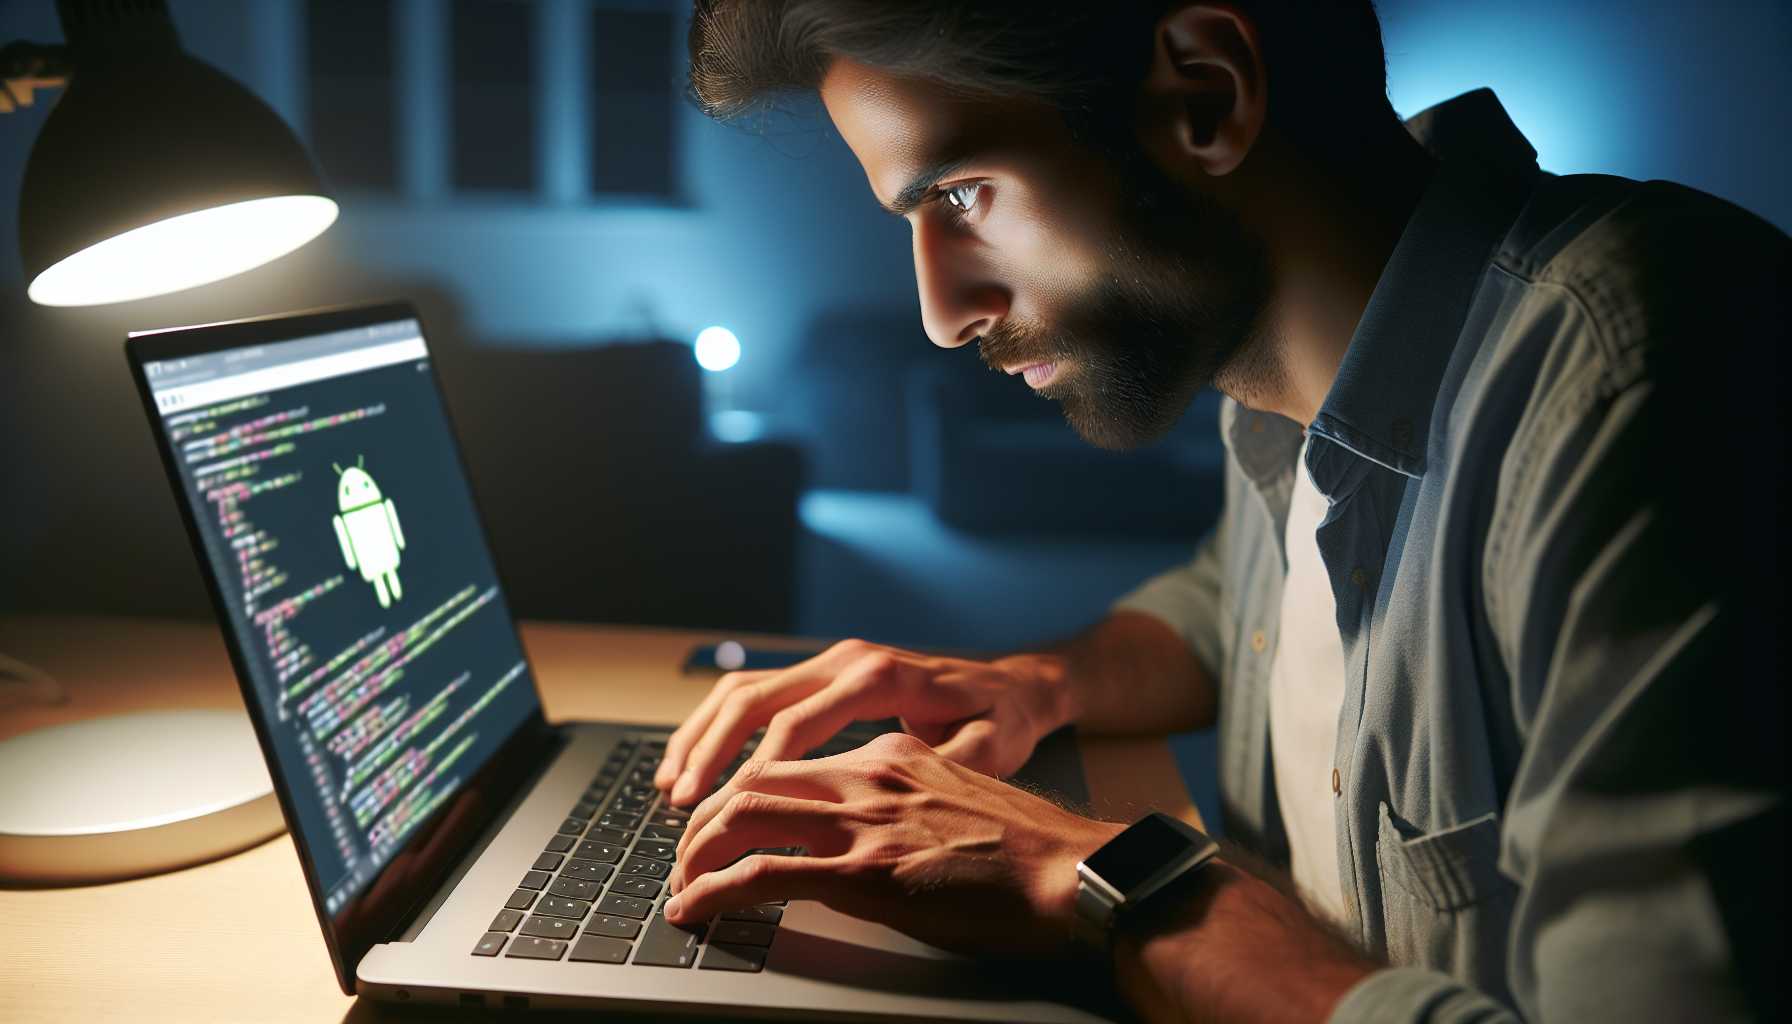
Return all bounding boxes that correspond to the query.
[720,905,783,925]
[586,826,633,846]
[519,870,551,890]
[582,913,642,939]
[520,915,580,941]
[610,875,661,899]
[532,852,564,872]
[633,910,704,968]
[710,921,776,947]
[472,932,506,957]
[597,893,653,920]
[641,823,683,842]
[549,877,601,901]
[616,784,656,802]
[536,896,591,920]
[620,857,669,879]
[633,841,677,862]
[561,858,615,883]
[596,812,640,831]
[648,810,688,828]
[489,909,524,932]
[570,801,598,820]
[574,841,624,864]
[699,943,768,972]
[568,934,632,964]
[642,738,667,753]
[505,889,537,911]
[557,817,586,836]
[505,936,566,961]
[545,834,576,854]
[609,797,650,815]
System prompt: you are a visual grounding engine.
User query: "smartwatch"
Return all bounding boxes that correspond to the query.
[1074,812,1219,943]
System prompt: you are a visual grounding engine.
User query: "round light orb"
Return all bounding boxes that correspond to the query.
[714,640,747,671]
[694,325,741,373]
[26,194,339,307]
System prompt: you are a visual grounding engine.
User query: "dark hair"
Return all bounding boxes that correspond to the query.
[688,1,1393,151]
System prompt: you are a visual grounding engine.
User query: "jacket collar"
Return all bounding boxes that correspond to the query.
[1225,89,1539,497]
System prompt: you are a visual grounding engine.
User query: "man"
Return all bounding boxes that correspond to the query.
[655,2,1785,1021]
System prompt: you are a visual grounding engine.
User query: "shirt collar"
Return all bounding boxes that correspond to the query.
[1226,89,1540,493]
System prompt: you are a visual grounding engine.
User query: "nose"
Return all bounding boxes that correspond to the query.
[912,220,1009,349]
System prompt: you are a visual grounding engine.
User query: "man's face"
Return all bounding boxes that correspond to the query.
[820,59,1274,450]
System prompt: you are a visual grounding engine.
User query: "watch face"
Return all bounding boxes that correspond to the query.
[1084,814,1197,895]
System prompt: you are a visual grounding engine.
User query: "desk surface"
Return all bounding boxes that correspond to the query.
[0,615,1196,1023]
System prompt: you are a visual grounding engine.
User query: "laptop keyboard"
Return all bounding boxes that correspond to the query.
[472,726,883,971]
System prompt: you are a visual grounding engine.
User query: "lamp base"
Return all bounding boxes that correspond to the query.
[0,709,283,885]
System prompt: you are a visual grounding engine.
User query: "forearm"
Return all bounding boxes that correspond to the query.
[1000,610,1217,735]
[1112,864,1374,1024]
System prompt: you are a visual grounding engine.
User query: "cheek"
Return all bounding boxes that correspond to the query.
[981,207,1107,321]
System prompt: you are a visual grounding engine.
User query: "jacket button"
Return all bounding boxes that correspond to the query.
[1331,767,1342,796]
[1251,629,1267,653]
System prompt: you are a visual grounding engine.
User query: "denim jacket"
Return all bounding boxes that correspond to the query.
[1117,90,1785,1021]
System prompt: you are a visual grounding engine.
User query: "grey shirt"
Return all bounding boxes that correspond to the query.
[1117,89,1786,1021]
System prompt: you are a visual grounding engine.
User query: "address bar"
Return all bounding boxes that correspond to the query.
[151,337,428,415]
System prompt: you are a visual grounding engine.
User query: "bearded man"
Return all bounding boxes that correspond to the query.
[654,4,1786,1021]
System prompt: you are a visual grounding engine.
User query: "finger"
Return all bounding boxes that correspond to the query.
[664,852,850,927]
[676,758,842,863]
[930,716,1006,775]
[656,669,775,790]
[672,672,833,806]
[668,792,847,893]
[752,655,907,763]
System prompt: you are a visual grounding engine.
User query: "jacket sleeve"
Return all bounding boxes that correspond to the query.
[1111,507,1229,681]
[1333,197,1786,1023]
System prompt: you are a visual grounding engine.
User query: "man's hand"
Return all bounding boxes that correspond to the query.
[663,732,1122,957]
[654,639,1072,806]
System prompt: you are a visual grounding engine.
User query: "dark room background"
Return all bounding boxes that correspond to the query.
[3,0,1788,821]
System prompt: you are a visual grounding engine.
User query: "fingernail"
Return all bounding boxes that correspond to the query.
[664,896,682,920]
[671,773,693,805]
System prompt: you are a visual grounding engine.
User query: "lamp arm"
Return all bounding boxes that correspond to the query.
[0,40,72,114]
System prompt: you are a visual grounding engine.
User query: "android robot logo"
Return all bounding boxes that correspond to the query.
[331,457,406,608]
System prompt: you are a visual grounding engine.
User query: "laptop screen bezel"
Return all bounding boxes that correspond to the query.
[125,300,558,995]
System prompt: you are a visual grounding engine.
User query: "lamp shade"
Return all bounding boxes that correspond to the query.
[19,48,337,306]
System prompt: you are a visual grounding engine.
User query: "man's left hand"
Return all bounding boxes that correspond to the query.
[664,732,1124,957]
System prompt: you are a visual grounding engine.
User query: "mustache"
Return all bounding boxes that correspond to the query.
[976,316,1065,374]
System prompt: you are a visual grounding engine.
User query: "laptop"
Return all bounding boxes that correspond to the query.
[125,301,1119,1021]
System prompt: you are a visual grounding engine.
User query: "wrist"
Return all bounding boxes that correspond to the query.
[993,651,1077,733]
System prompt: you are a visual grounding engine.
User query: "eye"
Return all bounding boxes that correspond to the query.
[939,182,985,221]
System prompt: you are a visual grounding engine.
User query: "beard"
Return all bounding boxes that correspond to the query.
[976,149,1278,450]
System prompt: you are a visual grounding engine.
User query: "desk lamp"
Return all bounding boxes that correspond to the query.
[0,0,336,882]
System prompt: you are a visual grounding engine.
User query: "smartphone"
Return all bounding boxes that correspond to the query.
[681,642,823,675]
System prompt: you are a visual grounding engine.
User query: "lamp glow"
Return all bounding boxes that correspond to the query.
[25,195,338,307]
[694,326,741,372]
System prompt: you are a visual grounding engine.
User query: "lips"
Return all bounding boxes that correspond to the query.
[1015,361,1060,389]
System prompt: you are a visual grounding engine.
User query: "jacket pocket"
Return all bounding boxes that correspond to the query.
[1376,802,1517,991]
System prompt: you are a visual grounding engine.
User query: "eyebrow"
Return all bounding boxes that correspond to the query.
[881,156,975,217]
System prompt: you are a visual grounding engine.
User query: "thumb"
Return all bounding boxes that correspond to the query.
[930,717,1005,776]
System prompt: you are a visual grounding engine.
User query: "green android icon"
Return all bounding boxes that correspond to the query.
[331,457,406,608]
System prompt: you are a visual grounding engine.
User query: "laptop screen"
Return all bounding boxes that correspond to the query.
[138,310,542,920]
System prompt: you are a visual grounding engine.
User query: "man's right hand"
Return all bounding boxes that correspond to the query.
[653,639,1072,807]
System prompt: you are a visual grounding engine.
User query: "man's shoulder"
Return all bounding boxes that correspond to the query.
[1490,173,1790,376]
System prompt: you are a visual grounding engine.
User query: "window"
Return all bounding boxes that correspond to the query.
[451,0,538,193]
[590,7,678,198]
[306,0,398,191]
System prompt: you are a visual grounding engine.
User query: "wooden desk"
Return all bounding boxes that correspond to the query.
[0,616,1197,1023]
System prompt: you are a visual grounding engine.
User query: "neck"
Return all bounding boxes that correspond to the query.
[1235,123,1435,427]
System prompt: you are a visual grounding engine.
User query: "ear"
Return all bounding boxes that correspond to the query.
[333,462,343,475]
[1135,4,1267,178]
[357,454,365,467]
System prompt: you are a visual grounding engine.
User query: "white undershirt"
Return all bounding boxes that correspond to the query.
[1267,439,1349,923]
